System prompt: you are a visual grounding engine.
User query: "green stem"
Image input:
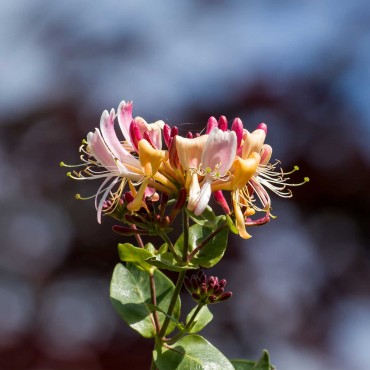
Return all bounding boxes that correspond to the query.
[187,221,228,261]
[158,270,186,338]
[149,271,161,334]
[160,232,182,264]
[182,209,190,262]
[186,302,204,329]
[166,303,204,345]
[150,356,157,370]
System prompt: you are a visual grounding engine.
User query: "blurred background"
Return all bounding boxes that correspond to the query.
[1,0,369,369]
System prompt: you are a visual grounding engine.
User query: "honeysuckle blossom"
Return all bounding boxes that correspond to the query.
[212,122,308,238]
[176,128,237,216]
[61,101,176,223]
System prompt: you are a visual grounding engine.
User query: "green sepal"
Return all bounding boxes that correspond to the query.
[153,334,234,370]
[230,350,275,369]
[185,305,213,333]
[118,243,154,272]
[110,263,180,338]
[146,253,199,272]
[175,219,229,268]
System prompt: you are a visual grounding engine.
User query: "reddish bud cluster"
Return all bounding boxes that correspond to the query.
[184,270,232,305]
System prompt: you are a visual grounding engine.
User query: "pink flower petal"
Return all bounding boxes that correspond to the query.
[201,128,237,175]
[87,129,116,169]
[117,100,134,146]
[100,109,139,168]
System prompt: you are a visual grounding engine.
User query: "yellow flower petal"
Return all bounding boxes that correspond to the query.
[138,139,168,177]
[232,192,252,239]
[127,178,149,211]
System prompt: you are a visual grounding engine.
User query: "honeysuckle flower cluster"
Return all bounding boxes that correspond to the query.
[62,99,307,369]
[62,100,308,239]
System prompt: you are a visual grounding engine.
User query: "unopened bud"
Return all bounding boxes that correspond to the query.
[213,190,231,214]
[170,126,178,137]
[256,122,267,134]
[192,292,200,301]
[159,193,169,218]
[219,279,226,288]
[231,118,243,148]
[206,116,218,134]
[168,137,180,168]
[209,295,218,303]
[162,215,171,226]
[163,124,171,148]
[184,276,192,292]
[112,225,149,236]
[218,292,232,302]
[200,283,207,297]
[218,116,228,131]
[170,188,187,220]
[129,121,142,152]
[191,276,199,291]
[124,192,135,204]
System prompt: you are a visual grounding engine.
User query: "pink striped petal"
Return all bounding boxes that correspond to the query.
[87,129,116,169]
[117,100,133,146]
[201,128,237,175]
[100,109,139,168]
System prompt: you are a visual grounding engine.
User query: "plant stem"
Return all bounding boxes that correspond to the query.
[187,221,228,261]
[182,209,190,262]
[166,303,204,345]
[160,232,182,264]
[158,270,186,338]
[150,356,157,370]
[149,271,161,334]
[132,225,145,249]
[186,302,204,329]
[133,227,161,334]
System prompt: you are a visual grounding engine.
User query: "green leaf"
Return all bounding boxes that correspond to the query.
[153,334,234,370]
[186,305,213,333]
[230,350,274,370]
[145,242,156,254]
[118,243,154,272]
[185,206,224,229]
[175,221,229,268]
[226,214,239,234]
[110,263,180,338]
[157,243,168,254]
[146,252,199,272]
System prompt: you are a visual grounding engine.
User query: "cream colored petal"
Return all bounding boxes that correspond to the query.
[175,134,209,170]
[242,129,266,159]
[187,172,200,211]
